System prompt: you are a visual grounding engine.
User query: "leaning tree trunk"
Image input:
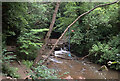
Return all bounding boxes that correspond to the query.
[41,0,119,65]
[33,2,60,66]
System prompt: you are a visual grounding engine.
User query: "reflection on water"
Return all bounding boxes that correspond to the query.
[47,57,119,79]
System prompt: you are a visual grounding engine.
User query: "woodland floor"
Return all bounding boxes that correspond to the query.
[1,60,30,80]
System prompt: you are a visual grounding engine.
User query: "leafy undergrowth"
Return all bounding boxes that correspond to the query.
[89,34,120,70]
[2,48,20,78]
[2,64,20,78]
[22,60,33,68]
[23,60,59,79]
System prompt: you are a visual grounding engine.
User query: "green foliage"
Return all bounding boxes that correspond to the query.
[17,28,48,60]
[2,47,20,78]
[22,60,33,68]
[2,2,54,60]
[29,61,58,79]
[89,34,120,70]
[2,49,16,63]
[30,28,49,33]
[2,64,20,78]
[70,2,119,55]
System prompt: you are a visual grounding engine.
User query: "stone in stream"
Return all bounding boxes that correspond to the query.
[98,65,108,71]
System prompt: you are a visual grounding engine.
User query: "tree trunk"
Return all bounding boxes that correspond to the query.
[33,2,60,66]
[41,0,119,65]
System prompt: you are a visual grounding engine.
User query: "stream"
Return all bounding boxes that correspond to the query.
[46,54,119,79]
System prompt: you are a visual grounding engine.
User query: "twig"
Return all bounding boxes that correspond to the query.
[81,53,91,60]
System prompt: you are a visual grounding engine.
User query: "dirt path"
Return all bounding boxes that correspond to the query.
[1,61,28,80]
[0,75,5,80]
[10,61,29,79]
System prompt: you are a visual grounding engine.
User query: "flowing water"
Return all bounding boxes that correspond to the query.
[47,56,119,79]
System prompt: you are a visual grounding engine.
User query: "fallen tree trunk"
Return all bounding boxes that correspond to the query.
[41,0,119,65]
[33,2,60,66]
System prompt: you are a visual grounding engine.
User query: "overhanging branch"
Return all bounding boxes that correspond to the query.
[41,0,119,65]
